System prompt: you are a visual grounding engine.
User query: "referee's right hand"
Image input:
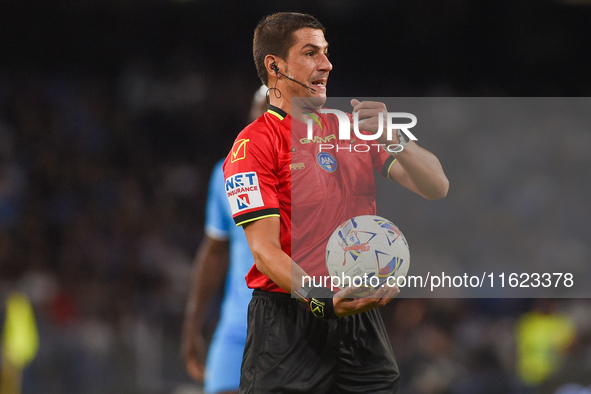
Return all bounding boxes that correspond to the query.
[333,284,400,317]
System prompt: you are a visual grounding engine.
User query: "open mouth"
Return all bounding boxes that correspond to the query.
[311,79,326,88]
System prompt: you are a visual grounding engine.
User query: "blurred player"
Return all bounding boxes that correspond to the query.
[182,87,267,394]
[224,12,449,393]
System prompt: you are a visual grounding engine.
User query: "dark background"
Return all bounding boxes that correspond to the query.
[1,1,590,393]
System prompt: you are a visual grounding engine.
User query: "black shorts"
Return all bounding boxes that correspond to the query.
[239,290,400,394]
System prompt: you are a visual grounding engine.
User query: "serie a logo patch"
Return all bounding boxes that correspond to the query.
[225,172,264,214]
[317,152,337,173]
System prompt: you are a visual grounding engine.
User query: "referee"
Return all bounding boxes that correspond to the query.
[224,12,449,393]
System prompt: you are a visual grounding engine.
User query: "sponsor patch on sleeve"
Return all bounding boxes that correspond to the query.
[225,172,264,215]
[231,139,249,163]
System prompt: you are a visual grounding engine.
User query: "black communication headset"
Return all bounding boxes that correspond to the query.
[270,62,316,92]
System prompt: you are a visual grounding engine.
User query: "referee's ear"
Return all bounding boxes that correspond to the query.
[265,55,280,83]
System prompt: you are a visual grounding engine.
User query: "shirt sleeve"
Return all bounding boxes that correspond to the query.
[223,125,281,226]
[345,111,396,180]
[378,154,396,181]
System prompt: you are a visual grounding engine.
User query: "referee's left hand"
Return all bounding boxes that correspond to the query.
[350,99,398,146]
[333,284,400,317]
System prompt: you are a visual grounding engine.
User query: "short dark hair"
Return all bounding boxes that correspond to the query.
[253,12,325,86]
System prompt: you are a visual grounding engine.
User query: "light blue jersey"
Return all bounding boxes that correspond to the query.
[203,159,253,393]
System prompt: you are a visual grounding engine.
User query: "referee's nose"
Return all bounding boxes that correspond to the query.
[318,52,332,73]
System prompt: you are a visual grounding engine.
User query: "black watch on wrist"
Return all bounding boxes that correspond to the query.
[294,284,338,319]
[397,129,410,146]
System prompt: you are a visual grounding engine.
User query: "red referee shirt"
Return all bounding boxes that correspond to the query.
[224,104,395,293]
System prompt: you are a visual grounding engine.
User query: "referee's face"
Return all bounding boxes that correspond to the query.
[283,28,332,106]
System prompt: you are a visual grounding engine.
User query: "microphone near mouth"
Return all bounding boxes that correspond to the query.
[271,62,317,93]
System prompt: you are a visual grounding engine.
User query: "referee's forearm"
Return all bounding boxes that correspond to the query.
[393,142,449,200]
[244,216,298,293]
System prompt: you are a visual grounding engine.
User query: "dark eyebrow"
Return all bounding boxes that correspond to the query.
[301,43,329,52]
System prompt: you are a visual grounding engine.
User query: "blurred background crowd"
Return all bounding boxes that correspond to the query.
[1,1,590,393]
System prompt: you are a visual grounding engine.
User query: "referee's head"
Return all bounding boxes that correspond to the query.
[253,12,325,87]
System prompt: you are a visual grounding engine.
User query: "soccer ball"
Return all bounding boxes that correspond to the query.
[325,215,410,291]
